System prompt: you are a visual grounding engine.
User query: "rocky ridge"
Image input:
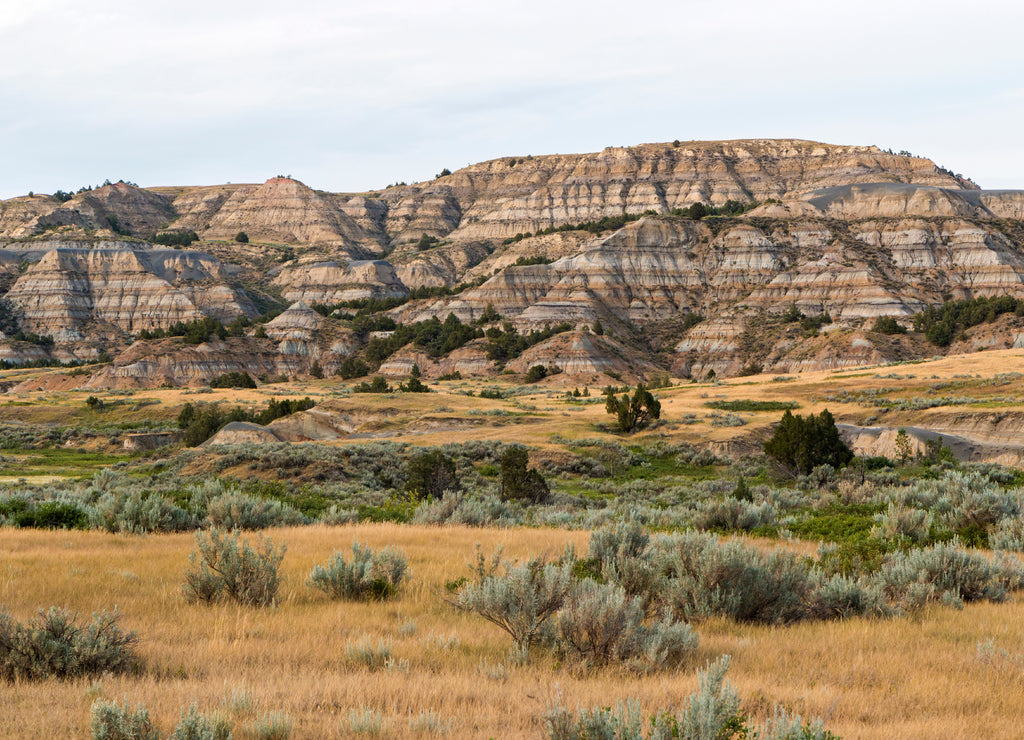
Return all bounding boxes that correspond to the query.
[1,139,1023,384]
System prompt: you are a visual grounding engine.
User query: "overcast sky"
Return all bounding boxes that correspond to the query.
[1,0,1022,199]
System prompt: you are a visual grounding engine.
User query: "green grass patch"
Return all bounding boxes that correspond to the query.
[787,503,886,545]
[704,399,799,412]
[0,447,133,478]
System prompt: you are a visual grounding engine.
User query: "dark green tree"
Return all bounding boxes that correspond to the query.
[235,231,249,243]
[763,409,853,475]
[605,383,661,433]
[499,447,550,503]
[406,450,459,500]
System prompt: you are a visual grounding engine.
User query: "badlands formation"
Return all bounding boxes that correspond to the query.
[1,138,1023,385]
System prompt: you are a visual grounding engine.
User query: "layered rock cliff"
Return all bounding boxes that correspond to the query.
[1,139,1022,383]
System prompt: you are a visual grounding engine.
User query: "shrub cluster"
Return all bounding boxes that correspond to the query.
[545,655,837,740]
[484,322,573,362]
[451,546,697,672]
[307,543,409,600]
[209,371,256,389]
[183,528,285,607]
[0,608,138,681]
[913,294,1024,346]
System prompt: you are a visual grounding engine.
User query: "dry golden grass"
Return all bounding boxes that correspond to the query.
[5,347,1024,454]
[4,525,1024,739]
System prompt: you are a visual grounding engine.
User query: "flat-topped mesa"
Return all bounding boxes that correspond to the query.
[382,139,972,242]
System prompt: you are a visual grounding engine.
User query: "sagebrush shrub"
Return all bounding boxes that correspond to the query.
[205,492,305,530]
[307,543,408,600]
[555,580,697,670]
[875,540,1013,609]
[453,556,574,649]
[184,528,286,607]
[169,704,233,740]
[545,655,838,739]
[0,607,138,681]
[653,532,820,624]
[91,491,197,534]
[871,502,931,543]
[90,699,159,740]
[587,522,656,599]
[690,497,777,532]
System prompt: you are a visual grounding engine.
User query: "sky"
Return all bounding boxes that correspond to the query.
[1,0,1022,199]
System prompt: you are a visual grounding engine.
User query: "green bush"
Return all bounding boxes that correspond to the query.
[307,542,409,600]
[870,315,907,335]
[1,607,139,681]
[705,399,798,412]
[184,528,286,607]
[406,449,459,499]
[764,409,853,475]
[205,491,305,530]
[336,357,370,379]
[11,501,89,530]
[499,447,550,503]
[235,231,249,243]
[353,376,392,393]
[210,371,256,389]
[605,384,661,433]
[525,365,549,383]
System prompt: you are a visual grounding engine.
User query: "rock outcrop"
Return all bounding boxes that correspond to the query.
[5,246,255,341]
[3,139,1024,382]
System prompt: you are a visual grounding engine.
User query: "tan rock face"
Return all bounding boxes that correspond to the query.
[412,140,970,241]
[506,331,657,379]
[5,247,255,339]
[0,183,177,239]
[180,178,388,255]
[87,337,300,389]
[272,259,407,305]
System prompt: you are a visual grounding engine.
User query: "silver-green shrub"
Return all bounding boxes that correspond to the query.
[990,517,1024,551]
[91,491,197,534]
[0,607,138,681]
[812,574,891,619]
[874,540,1012,610]
[871,503,931,543]
[90,699,159,740]
[307,543,408,600]
[205,492,305,530]
[544,656,838,740]
[690,497,777,532]
[554,580,697,670]
[169,704,233,740]
[452,555,574,649]
[183,528,286,607]
[653,532,820,624]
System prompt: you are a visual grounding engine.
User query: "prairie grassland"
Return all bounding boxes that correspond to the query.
[4,525,1024,739]
[4,348,1024,453]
